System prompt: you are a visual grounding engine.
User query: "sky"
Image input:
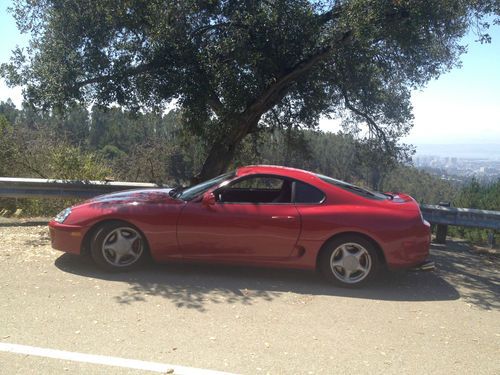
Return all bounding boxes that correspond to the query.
[0,1,499,149]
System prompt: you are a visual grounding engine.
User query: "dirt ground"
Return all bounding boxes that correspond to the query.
[0,218,499,374]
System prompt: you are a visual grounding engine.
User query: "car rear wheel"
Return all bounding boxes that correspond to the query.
[90,221,146,271]
[319,235,380,287]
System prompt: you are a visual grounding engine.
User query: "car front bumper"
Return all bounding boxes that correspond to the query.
[48,220,86,254]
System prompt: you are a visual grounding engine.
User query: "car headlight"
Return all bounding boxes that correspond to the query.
[54,207,72,223]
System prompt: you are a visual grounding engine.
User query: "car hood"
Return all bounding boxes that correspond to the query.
[84,188,175,205]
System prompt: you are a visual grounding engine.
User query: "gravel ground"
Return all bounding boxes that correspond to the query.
[0,219,499,374]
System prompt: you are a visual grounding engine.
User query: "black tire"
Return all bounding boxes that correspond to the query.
[319,234,381,287]
[90,221,147,272]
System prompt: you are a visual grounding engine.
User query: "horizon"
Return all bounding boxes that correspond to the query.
[412,143,500,159]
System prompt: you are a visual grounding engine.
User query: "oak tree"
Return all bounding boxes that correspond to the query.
[2,0,499,180]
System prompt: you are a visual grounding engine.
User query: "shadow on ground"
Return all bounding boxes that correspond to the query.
[430,240,499,310]
[55,249,471,313]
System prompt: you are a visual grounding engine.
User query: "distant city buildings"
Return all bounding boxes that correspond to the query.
[414,155,500,183]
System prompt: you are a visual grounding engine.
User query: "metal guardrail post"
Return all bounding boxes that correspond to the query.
[435,202,450,244]
[435,225,447,244]
[488,231,496,249]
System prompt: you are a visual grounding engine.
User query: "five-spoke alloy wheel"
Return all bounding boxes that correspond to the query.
[319,235,380,287]
[91,221,147,271]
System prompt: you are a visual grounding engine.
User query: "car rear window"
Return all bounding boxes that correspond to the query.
[294,181,325,203]
[316,174,388,200]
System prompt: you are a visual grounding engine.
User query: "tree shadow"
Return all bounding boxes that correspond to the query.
[430,240,499,310]
[55,251,461,313]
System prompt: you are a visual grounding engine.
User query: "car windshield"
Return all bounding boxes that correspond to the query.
[316,173,389,200]
[177,171,235,201]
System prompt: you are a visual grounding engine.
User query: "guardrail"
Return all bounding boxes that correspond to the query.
[420,204,499,246]
[0,177,498,246]
[0,177,161,199]
[420,205,500,230]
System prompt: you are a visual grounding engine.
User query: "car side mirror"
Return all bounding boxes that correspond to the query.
[202,192,216,206]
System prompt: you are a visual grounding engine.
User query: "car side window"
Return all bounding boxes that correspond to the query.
[294,181,325,204]
[217,176,292,204]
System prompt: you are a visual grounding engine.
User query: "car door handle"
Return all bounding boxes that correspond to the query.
[271,216,296,220]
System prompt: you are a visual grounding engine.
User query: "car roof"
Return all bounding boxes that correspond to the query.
[236,165,320,182]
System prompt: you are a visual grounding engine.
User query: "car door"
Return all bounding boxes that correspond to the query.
[177,175,301,261]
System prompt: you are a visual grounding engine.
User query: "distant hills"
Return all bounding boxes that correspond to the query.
[414,144,500,159]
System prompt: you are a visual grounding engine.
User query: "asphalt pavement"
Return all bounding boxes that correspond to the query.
[0,220,498,374]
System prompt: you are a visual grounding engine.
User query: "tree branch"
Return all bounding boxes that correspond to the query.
[207,94,224,116]
[190,22,246,38]
[340,88,390,148]
[245,30,352,120]
[74,63,154,88]
[317,3,344,25]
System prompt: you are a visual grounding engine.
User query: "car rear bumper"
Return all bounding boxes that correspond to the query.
[386,222,431,270]
[48,220,85,254]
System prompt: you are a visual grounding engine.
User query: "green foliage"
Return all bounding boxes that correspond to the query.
[89,106,156,153]
[1,139,111,216]
[448,179,500,245]
[56,105,90,145]
[0,100,18,124]
[454,178,500,211]
[112,140,182,185]
[17,142,111,217]
[0,114,15,176]
[0,114,18,214]
[100,145,126,160]
[382,165,459,205]
[45,145,111,180]
[303,131,359,182]
[0,103,112,216]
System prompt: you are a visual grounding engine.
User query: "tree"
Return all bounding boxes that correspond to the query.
[2,0,499,180]
[0,99,18,125]
[0,114,15,176]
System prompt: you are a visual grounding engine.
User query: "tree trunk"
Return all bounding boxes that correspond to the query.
[369,168,382,191]
[194,117,258,183]
[195,140,238,183]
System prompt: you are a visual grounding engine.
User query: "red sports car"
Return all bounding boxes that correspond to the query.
[49,165,432,287]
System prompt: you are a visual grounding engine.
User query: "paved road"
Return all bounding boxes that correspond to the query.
[0,221,499,374]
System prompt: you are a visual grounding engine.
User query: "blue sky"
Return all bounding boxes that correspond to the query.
[406,27,500,145]
[0,1,499,147]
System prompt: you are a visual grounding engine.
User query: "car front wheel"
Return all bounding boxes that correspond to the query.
[90,221,146,271]
[319,235,380,287]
